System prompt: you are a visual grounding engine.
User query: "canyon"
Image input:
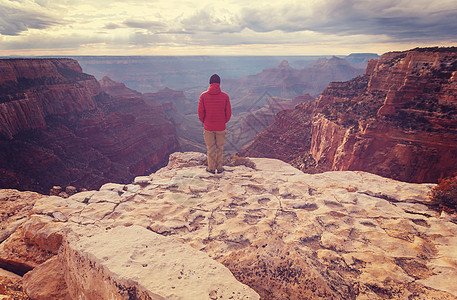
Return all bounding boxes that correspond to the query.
[240,47,457,184]
[1,50,457,299]
[0,55,363,193]
[75,55,370,153]
[1,152,456,299]
[91,56,365,154]
[0,58,180,194]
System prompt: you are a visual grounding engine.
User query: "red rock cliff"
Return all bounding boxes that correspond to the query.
[0,59,99,139]
[0,59,180,193]
[239,47,457,183]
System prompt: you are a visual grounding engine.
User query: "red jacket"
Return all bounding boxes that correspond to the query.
[198,83,231,131]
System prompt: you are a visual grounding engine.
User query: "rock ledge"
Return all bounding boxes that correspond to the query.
[1,152,457,299]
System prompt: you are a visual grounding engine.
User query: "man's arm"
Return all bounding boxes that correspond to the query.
[225,95,232,123]
[198,94,205,123]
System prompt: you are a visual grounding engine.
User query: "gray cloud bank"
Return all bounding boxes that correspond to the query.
[118,1,457,43]
[1,0,456,51]
[0,4,63,36]
[235,1,457,40]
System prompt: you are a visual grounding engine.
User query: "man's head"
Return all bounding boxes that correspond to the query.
[209,74,220,84]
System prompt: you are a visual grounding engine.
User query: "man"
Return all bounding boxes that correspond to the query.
[198,74,231,174]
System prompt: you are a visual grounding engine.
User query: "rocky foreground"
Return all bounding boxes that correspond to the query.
[1,152,457,299]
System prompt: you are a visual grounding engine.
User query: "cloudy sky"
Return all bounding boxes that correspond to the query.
[1,0,456,56]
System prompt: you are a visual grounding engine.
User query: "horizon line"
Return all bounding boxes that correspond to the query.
[1,53,380,58]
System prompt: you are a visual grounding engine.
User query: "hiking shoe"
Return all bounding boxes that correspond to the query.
[217,168,224,174]
[206,168,216,174]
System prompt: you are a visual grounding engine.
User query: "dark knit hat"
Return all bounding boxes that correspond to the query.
[209,74,220,84]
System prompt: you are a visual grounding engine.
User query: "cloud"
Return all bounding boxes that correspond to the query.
[104,22,123,30]
[0,1,64,36]
[369,10,457,40]
[180,7,245,33]
[123,19,168,31]
[1,32,91,50]
[239,0,457,41]
[127,31,175,46]
[2,0,456,56]
[102,19,167,32]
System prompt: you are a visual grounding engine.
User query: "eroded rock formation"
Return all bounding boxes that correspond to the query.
[0,59,180,193]
[226,94,314,153]
[225,57,364,114]
[144,87,207,153]
[240,47,457,183]
[1,152,456,299]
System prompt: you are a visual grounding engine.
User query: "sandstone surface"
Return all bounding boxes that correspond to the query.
[0,189,41,299]
[0,189,43,243]
[0,59,180,193]
[240,47,457,183]
[1,152,457,299]
[20,224,258,300]
[0,269,30,300]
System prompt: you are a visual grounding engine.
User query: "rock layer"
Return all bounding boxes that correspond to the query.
[2,152,456,299]
[0,59,180,193]
[240,47,457,183]
[21,224,259,300]
[64,225,258,299]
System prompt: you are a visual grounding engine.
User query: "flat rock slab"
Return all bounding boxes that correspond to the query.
[62,225,259,300]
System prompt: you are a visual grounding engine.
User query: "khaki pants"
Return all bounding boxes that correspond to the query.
[204,129,226,170]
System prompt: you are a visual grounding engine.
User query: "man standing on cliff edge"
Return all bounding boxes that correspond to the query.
[198,74,232,174]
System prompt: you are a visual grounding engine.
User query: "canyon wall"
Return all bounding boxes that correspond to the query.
[0,59,98,139]
[0,59,180,193]
[240,47,457,183]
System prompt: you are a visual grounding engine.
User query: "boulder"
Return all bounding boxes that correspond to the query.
[22,256,70,300]
[0,189,43,243]
[54,225,259,299]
